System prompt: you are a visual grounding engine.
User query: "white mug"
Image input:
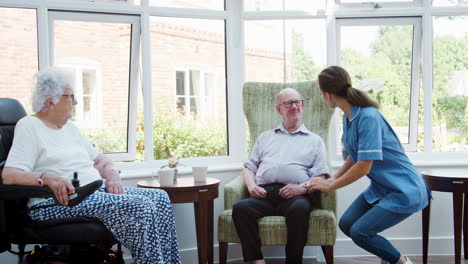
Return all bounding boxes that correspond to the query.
[154,168,175,186]
[192,166,208,182]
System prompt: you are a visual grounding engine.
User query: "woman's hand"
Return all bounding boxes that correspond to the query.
[43,172,75,206]
[308,178,333,196]
[248,185,267,198]
[279,184,306,199]
[105,178,124,194]
[93,154,124,194]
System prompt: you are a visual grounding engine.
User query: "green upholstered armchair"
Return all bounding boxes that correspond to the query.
[217,81,337,264]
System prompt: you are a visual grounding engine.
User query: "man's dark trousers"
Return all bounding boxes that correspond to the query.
[232,183,314,264]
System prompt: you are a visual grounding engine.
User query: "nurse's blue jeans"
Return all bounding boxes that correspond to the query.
[339,193,412,264]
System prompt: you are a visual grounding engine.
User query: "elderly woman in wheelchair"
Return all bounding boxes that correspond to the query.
[1,67,180,264]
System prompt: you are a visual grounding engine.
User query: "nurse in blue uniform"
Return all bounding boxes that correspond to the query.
[309,66,430,264]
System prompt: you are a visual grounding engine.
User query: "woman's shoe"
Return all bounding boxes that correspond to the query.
[404,257,414,264]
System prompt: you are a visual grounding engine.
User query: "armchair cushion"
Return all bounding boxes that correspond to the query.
[219,208,336,246]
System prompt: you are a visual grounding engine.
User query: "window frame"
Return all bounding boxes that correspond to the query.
[1,0,467,169]
[335,17,422,153]
[334,0,422,9]
[48,10,141,161]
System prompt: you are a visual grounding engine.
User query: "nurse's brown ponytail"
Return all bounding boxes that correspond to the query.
[318,66,380,109]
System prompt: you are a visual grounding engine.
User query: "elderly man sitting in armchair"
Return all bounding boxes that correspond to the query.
[232,88,331,264]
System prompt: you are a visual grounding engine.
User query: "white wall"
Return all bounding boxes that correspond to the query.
[1,165,466,263]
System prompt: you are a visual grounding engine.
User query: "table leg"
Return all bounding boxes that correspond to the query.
[464,193,467,260]
[422,200,431,264]
[194,201,208,264]
[207,199,214,264]
[194,200,214,264]
[453,190,463,264]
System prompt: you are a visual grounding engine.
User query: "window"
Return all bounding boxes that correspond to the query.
[432,0,468,7]
[57,58,102,128]
[336,17,422,152]
[78,0,140,4]
[335,0,421,8]
[432,15,468,152]
[1,0,467,166]
[150,16,227,160]
[149,0,224,10]
[244,0,326,12]
[338,0,415,2]
[0,7,38,114]
[49,11,140,161]
[175,70,215,120]
[244,19,327,83]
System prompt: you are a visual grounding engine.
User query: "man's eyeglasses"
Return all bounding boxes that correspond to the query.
[281,100,303,108]
[62,94,76,102]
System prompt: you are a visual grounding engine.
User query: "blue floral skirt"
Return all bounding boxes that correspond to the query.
[29,187,181,264]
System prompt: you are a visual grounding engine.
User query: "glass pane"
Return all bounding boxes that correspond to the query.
[205,73,214,97]
[54,18,132,154]
[245,19,327,83]
[0,8,38,114]
[190,97,198,115]
[83,69,95,95]
[244,0,326,11]
[149,0,224,10]
[432,0,468,6]
[339,0,412,2]
[432,16,468,152]
[78,0,141,4]
[83,96,91,113]
[176,96,185,112]
[176,71,185,95]
[150,16,227,159]
[339,24,415,145]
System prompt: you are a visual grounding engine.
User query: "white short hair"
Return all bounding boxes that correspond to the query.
[276,88,302,104]
[31,67,74,112]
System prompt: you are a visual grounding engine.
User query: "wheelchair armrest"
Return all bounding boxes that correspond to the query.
[0,165,54,200]
[0,179,103,207]
[0,184,55,200]
[0,166,52,200]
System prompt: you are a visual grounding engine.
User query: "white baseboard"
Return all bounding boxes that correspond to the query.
[125,236,458,263]
[334,236,457,257]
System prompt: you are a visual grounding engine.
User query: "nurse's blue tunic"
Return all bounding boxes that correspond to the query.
[342,105,430,214]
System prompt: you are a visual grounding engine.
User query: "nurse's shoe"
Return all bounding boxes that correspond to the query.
[403,257,414,264]
[381,256,413,264]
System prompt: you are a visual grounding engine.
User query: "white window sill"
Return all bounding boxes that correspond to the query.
[118,161,244,180]
[331,152,468,169]
[117,152,468,180]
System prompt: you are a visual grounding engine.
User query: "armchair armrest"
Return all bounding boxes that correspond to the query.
[224,173,249,210]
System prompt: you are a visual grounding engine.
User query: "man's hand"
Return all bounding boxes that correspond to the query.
[43,172,75,206]
[248,185,267,198]
[105,178,124,194]
[278,184,307,199]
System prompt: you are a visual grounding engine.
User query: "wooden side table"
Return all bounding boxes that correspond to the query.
[421,170,468,264]
[137,177,220,264]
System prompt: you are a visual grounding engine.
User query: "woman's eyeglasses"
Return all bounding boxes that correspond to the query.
[62,94,76,102]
